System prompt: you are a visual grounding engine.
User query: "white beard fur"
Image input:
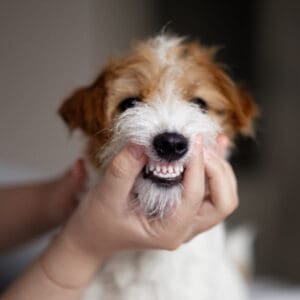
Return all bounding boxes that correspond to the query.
[81,97,249,300]
[99,98,219,217]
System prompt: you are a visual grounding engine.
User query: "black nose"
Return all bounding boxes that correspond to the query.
[153,132,188,161]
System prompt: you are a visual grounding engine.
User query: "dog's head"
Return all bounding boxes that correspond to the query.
[59,35,257,216]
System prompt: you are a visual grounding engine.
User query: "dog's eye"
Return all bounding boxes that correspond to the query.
[118,97,142,112]
[192,97,208,113]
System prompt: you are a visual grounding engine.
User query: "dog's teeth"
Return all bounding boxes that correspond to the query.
[147,160,184,180]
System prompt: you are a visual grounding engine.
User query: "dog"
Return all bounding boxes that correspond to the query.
[59,34,257,300]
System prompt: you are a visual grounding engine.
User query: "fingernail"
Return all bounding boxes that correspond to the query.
[128,144,144,160]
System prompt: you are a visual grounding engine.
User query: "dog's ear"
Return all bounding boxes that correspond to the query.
[232,85,258,137]
[59,74,107,136]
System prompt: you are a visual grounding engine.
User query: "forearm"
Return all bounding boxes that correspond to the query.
[0,182,56,251]
[1,230,103,300]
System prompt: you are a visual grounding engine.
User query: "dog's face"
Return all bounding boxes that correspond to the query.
[59,35,257,216]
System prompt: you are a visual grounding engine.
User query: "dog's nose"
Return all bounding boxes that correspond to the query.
[153,132,188,161]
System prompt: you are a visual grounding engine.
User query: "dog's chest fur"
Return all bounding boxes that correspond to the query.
[83,228,246,300]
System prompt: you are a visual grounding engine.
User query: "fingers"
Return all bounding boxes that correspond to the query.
[67,159,87,194]
[138,137,237,250]
[181,136,205,206]
[71,159,87,185]
[195,150,238,231]
[163,136,205,239]
[216,135,230,158]
[99,144,147,202]
[63,159,88,206]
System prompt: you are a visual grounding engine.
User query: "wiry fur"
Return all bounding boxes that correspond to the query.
[59,34,258,300]
[100,99,219,216]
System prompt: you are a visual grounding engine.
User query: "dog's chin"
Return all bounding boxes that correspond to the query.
[131,158,187,217]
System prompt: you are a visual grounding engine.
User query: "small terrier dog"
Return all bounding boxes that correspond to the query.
[59,35,257,300]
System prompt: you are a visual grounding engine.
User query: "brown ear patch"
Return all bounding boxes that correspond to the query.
[233,85,258,136]
[59,74,107,136]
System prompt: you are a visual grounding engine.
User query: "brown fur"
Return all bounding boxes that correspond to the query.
[59,36,257,166]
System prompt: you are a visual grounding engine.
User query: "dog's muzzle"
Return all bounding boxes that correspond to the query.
[143,131,187,187]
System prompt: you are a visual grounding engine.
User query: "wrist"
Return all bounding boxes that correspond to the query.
[40,229,104,290]
[62,192,118,260]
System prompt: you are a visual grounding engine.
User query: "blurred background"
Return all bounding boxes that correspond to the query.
[0,0,299,299]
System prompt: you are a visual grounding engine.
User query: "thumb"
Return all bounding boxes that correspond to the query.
[99,144,147,201]
[182,136,204,202]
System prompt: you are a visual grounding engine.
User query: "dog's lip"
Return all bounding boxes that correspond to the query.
[143,169,183,187]
[142,160,185,188]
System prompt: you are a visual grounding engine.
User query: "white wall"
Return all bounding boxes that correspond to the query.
[0,0,155,176]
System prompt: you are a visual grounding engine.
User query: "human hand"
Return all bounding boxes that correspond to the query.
[0,161,87,252]
[44,159,86,227]
[40,136,239,289]
[197,135,238,231]
[61,135,238,259]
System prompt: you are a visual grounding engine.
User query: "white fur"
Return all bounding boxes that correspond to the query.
[150,35,184,65]
[100,95,219,216]
[83,225,248,300]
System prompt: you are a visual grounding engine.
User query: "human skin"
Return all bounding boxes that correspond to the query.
[0,136,238,300]
[0,160,86,252]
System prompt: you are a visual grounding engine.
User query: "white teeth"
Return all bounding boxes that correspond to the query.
[145,161,185,179]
